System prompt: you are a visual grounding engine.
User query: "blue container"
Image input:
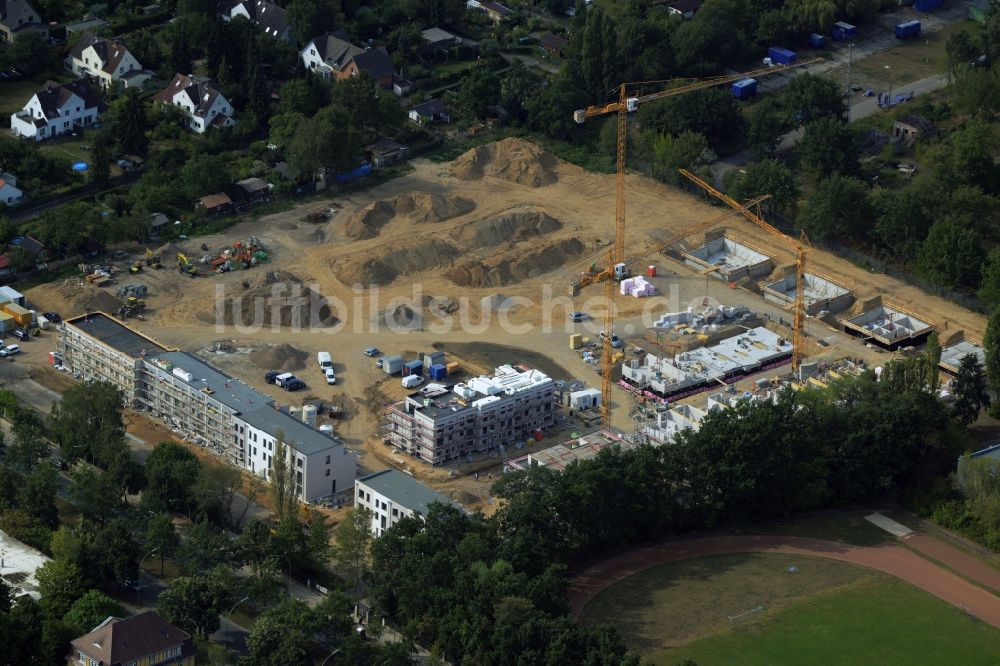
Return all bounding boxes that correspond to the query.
[767,46,797,65]
[809,33,826,48]
[731,78,757,100]
[914,0,942,11]
[895,20,921,38]
[403,360,423,376]
[430,363,448,380]
[832,21,857,40]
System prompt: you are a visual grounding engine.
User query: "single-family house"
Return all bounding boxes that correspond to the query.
[355,469,463,538]
[0,0,47,43]
[300,33,395,86]
[408,99,451,125]
[219,0,292,42]
[10,234,46,259]
[10,80,104,141]
[893,114,937,142]
[366,138,408,168]
[152,73,235,133]
[481,1,513,22]
[70,611,196,666]
[65,32,150,89]
[235,177,270,202]
[0,173,22,206]
[538,32,568,57]
[666,0,702,19]
[196,192,232,215]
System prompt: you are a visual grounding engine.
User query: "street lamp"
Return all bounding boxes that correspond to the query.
[321,648,341,666]
[136,546,159,604]
[168,498,193,521]
[884,65,892,105]
[226,595,251,649]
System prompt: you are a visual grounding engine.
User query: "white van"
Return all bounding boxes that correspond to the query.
[317,351,332,369]
[401,374,424,389]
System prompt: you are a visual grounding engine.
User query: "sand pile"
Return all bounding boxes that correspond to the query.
[332,241,460,286]
[451,138,559,187]
[243,270,303,290]
[451,208,561,249]
[394,192,475,225]
[251,344,309,371]
[446,239,585,288]
[200,278,338,328]
[27,281,122,317]
[343,201,395,240]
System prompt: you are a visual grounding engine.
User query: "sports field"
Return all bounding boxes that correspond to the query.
[579,551,1000,665]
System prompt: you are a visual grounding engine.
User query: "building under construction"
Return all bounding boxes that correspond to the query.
[840,297,934,351]
[504,430,627,473]
[621,326,793,403]
[682,231,774,282]
[762,270,853,315]
[384,363,556,465]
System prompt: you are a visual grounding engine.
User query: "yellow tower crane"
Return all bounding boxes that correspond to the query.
[571,58,819,426]
[678,168,811,374]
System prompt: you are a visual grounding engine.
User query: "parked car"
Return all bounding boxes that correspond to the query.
[569,311,588,322]
[11,329,28,341]
[364,347,381,357]
[375,359,383,369]
[599,331,623,348]
[43,311,61,323]
[50,457,67,471]
[264,370,281,384]
[284,379,306,392]
[0,344,21,357]
[274,372,295,388]
[325,368,337,385]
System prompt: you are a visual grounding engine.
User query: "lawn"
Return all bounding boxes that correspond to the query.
[660,576,1000,665]
[579,553,875,652]
[36,135,95,168]
[743,509,894,547]
[0,79,43,117]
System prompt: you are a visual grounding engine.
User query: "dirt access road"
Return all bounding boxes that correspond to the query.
[568,534,1000,629]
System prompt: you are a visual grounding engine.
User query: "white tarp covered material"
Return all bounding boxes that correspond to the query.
[864,512,914,537]
[0,529,51,600]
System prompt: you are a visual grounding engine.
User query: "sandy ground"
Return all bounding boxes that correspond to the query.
[567,534,1000,630]
[20,138,987,507]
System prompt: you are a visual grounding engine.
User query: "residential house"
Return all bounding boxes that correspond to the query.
[152,73,235,133]
[10,234,46,260]
[219,0,292,42]
[421,27,461,48]
[300,32,395,86]
[65,32,150,89]
[539,32,568,57]
[0,0,47,43]
[365,138,408,168]
[235,177,270,202]
[355,469,462,537]
[10,80,103,141]
[893,114,937,142]
[666,0,701,19]
[0,173,22,206]
[70,611,196,666]
[408,99,451,125]
[481,1,513,22]
[196,192,232,215]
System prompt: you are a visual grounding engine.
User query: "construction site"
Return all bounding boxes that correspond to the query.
[10,134,987,512]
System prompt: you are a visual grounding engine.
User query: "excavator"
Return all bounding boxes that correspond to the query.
[177,252,197,277]
[145,248,162,269]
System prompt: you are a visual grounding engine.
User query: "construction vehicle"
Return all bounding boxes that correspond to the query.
[679,168,811,375]
[177,253,197,277]
[144,248,162,269]
[570,61,818,427]
[129,260,143,274]
[116,295,146,320]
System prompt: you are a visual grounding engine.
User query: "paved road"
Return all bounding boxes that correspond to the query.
[568,534,1000,628]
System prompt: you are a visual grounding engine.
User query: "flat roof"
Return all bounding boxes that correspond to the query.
[240,405,343,456]
[941,340,985,370]
[357,469,456,515]
[150,351,269,414]
[66,312,170,359]
[0,528,50,600]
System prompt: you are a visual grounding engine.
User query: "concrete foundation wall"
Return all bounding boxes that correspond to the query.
[842,303,934,350]
[761,273,854,315]
[683,235,773,282]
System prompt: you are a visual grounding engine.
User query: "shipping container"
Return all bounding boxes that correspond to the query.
[445,361,460,374]
[731,78,757,99]
[382,355,404,374]
[429,363,448,381]
[832,21,857,40]
[809,33,826,48]
[402,360,423,377]
[0,311,13,334]
[2,303,32,327]
[767,47,797,65]
[895,20,921,39]
[422,350,445,370]
[914,0,942,11]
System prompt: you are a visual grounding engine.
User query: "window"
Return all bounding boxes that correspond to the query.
[392,508,398,517]
[296,458,303,468]
[325,469,330,477]
[325,455,330,464]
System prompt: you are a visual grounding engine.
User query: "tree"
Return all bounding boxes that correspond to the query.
[671,0,751,73]
[113,90,150,156]
[6,34,54,77]
[63,590,125,636]
[192,464,244,529]
[953,354,990,425]
[144,513,179,576]
[946,29,979,83]
[723,159,800,215]
[269,432,298,522]
[798,117,859,178]
[167,27,193,75]
[268,112,306,150]
[49,381,126,466]
[746,96,787,158]
[917,218,985,289]
[36,559,86,618]
[68,466,124,527]
[499,59,543,124]
[458,67,500,120]
[142,442,201,513]
[648,131,716,184]
[336,507,372,597]
[244,597,314,666]
[17,465,59,529]
[984,309,1000,419]
[157,569,233,637]
[979,247,1000,309]
[783,73,844,124]
[304,515,334,575]
[796,174,872,241]
[93,518,140,587]
[639,87,746,152]
[870,188,933,261]
[89,133,111,189]
[175,519,232,574]
[287,105,362,177]
[526,71,588,140]
[6,411,48,473]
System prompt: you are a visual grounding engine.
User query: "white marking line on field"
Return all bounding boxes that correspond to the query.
[865,512,915,538]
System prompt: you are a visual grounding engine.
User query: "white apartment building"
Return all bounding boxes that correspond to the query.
[10,80,103,141]
[384,364,556,465]
[354,469,460,537]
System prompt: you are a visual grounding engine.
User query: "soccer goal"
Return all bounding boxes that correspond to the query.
[728,605,765,627]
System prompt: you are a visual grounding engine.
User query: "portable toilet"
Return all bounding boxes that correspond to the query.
[403,360,423,377]
[809,33,826,48]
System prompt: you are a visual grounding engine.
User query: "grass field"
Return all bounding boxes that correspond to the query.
[745,510,894,547]
[0,79,43,117]
[579,553,875,652]
[660,576,1000,665]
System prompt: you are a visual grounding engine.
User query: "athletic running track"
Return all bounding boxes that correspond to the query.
[568,535,1000,629]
